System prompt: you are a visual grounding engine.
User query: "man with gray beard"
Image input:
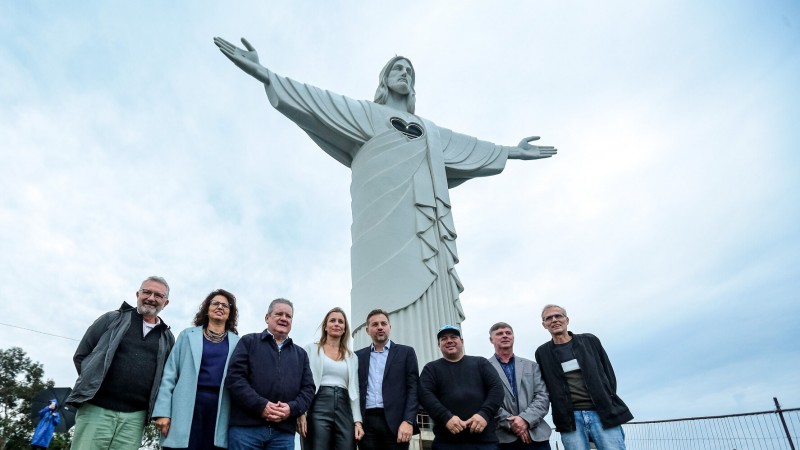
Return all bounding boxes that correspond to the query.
[67,276,176,450]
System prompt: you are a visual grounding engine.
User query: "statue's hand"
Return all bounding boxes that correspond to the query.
[511,136,557,160]
[213,36,270,84]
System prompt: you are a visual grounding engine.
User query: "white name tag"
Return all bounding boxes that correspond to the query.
[561,359,580,372]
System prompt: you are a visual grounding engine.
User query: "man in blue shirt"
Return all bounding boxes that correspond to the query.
[488,322,552,449]
[356,309,420,450]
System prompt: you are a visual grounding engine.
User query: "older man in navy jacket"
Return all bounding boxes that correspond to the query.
[356,309,420,450]
[226,298,315,450]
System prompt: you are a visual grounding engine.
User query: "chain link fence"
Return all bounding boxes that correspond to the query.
[549,398,798,450]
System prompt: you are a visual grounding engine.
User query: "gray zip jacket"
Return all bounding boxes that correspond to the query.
[66,302,175,419]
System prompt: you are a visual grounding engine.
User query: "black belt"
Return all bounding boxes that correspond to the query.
[197,385,220,392]
[366,408,385,416]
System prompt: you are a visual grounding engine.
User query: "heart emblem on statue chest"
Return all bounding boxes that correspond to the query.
[390,117,424,139]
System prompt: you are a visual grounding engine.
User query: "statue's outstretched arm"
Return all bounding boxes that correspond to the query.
[213,37,272,85]
[508,136,557,160]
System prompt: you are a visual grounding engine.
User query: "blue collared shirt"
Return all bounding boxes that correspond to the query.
[266,329,287,351]
[495,354,518,402]
[365,341,392,409]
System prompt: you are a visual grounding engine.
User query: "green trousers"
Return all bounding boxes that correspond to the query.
[70,403,146,450]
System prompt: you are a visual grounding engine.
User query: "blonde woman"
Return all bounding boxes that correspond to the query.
[299,307,363,449]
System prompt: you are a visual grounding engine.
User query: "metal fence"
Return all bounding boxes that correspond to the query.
[549,398,799,450]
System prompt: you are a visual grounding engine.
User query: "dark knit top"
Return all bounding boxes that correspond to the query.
[89,311,163,412]
[418,355,504,444]
[198,335,229,388]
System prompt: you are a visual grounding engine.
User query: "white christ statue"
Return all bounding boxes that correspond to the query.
[215,37,557,365]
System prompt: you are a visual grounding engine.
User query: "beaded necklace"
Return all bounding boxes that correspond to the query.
[203,327,226,343]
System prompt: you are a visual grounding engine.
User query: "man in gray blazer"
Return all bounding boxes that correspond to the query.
[488,322,552,449]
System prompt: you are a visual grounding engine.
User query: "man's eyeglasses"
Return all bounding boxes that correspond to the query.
[210,301,230,310]
[139,289,166,301]
[543,313,565,323]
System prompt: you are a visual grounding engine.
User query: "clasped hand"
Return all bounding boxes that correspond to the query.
[446,414,488,434]
[507,415,532,444]
[262,401,290,422]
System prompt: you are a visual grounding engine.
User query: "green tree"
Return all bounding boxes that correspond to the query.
[47,429,72,450]
[0,347,156,450]
[0,347,55,450]
[141,423,161,450]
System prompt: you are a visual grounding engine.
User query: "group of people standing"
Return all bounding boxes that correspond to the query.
[64,276,632,450]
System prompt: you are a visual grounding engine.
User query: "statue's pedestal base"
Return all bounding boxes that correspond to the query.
[411,430,434,449]
[357,412,433,450]
[412,411,434,450]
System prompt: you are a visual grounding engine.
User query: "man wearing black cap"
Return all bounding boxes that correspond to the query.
[419,325,505,450]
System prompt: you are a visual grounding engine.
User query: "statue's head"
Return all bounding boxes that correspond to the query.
[374,56,416,114]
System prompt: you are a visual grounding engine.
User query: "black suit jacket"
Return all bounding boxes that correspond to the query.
[356,341,420,434]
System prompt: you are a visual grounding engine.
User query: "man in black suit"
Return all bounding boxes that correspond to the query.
[356,309,420,450]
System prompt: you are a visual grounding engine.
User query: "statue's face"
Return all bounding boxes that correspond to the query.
[386,59,413,96]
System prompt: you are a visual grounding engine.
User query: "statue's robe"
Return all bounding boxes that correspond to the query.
[264,73,511,364]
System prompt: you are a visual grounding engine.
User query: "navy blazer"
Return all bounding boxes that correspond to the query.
[356,341,420,434]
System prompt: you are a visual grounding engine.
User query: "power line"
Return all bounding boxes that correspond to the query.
[0,322,79,341]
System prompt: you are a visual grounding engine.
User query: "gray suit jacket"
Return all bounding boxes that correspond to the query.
[488,354,552,443]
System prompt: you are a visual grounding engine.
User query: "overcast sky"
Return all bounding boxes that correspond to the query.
[1,1,798,423]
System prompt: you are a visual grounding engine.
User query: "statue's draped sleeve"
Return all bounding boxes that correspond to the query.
[264,73,375,167]
[436,127,510,188]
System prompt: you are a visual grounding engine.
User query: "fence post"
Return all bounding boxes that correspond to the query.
[774,397,796,450]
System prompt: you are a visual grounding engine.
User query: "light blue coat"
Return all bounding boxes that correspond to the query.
[153,326,239,448]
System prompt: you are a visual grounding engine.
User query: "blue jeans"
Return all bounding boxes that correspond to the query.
[560,411,626,450]
[499,439,551,449]
[228,426,295,450]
